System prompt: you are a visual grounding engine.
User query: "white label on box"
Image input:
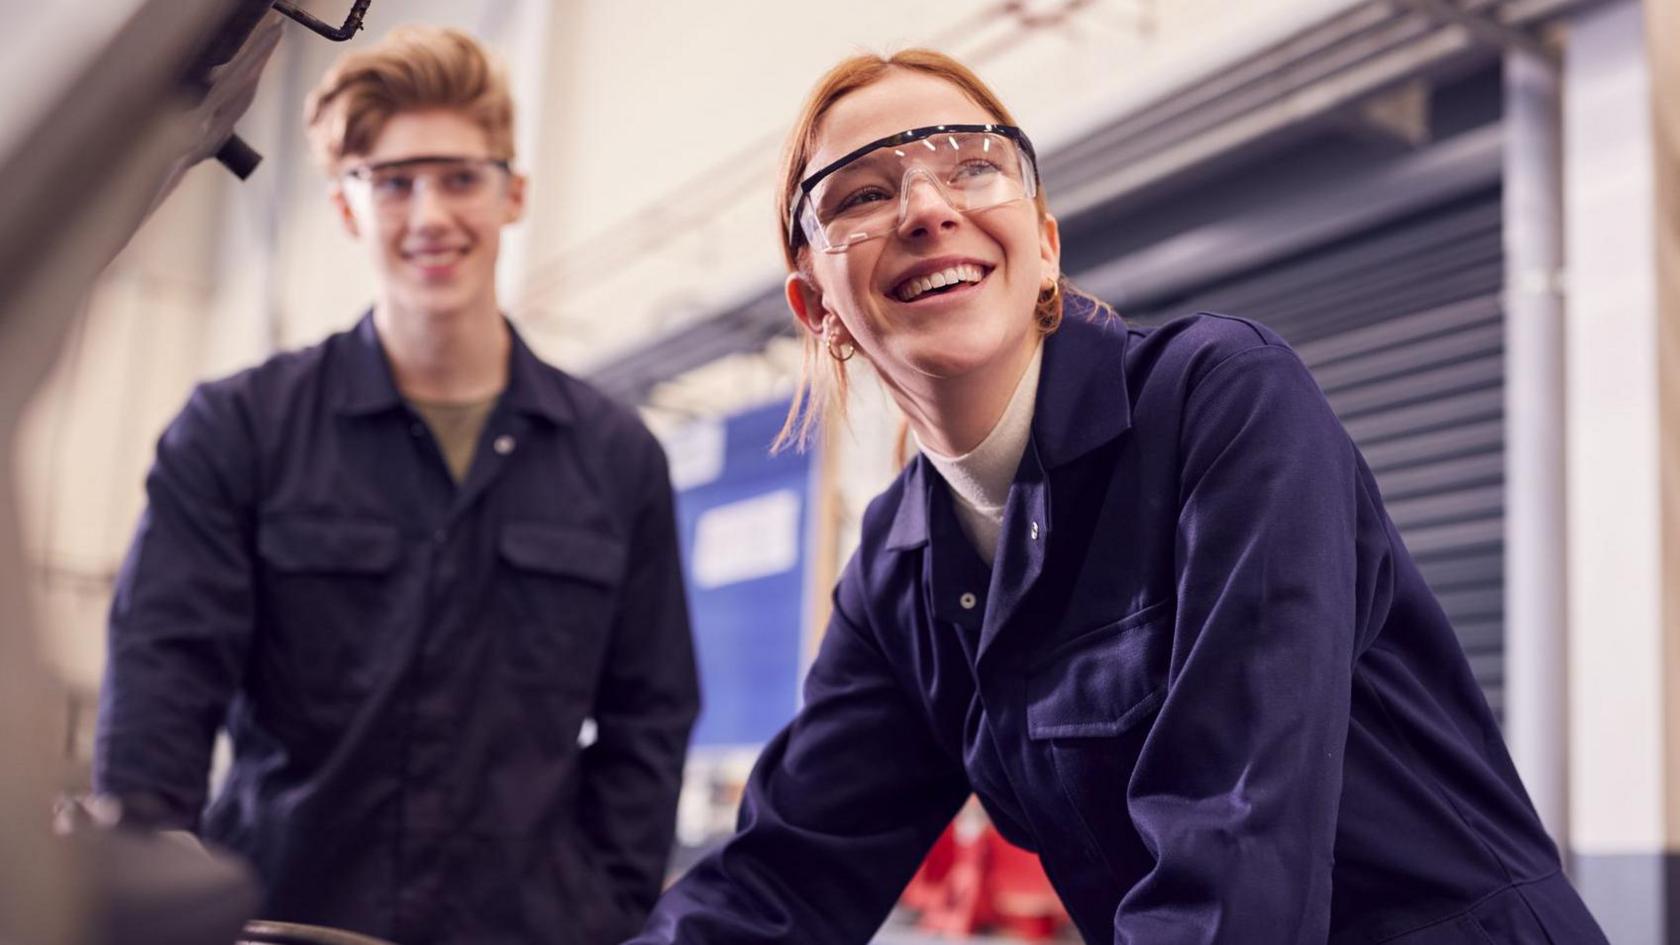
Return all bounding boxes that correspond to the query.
[692,489,802,588]
[664,419,726,491]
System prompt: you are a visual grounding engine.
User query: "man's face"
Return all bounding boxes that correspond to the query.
[333,109,525,323]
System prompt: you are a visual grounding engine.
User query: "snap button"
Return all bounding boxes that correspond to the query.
[493,434,516,455]
[959,592,977,610]
[1030,521,1040,540]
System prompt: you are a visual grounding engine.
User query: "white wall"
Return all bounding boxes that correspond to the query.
[1563,0,1663,857]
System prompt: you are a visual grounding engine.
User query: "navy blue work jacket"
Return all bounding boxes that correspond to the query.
[94,315,700,945]
[631,300,1606,944]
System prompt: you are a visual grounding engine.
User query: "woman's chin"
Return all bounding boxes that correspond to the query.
[883,325,1028,380]
[894,345,1006,382]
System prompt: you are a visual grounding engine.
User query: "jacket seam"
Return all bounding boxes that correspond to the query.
[1195,311,1271,345]
[1179,340,1294,419]
[1360,671,1521,888]
[1369,869,1564,943]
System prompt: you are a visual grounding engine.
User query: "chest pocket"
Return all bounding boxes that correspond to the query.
[497,521,626,692]
[1026,599,1173,881]
[255,516,405,698]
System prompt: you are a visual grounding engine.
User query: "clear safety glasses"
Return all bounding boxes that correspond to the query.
[340,155,512,218]
[788,124,1040,255]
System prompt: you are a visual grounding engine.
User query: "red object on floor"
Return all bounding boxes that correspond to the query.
[900,825,957,915]
[900,812,1069,941]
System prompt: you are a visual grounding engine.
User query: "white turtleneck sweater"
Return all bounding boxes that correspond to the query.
[917,342,1043,567]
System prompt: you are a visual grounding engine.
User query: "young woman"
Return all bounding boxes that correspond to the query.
[628,50,1607,944]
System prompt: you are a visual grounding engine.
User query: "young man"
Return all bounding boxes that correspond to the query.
[93,26,699,945]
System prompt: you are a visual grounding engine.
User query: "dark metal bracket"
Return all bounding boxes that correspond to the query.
[272,0,372,42]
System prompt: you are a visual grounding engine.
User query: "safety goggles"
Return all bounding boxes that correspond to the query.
[340,154,512,217]
[788,124,1039,254]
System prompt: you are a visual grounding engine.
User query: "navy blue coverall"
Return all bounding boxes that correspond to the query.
[94,315,700,945]
[630,299,1606,944]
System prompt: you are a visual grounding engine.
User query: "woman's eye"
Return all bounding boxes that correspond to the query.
[835,187,891,213]
[952,159,1002,181]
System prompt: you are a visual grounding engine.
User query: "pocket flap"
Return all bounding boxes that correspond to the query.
[499,521,626,588]
[1026,602,1171,740]
[257,516,402,574]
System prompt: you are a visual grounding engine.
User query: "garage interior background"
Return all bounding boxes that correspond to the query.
[4,0,1677,942]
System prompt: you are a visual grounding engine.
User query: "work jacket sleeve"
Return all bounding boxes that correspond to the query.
[577,433,702,938]
[626,562,971,945]
[1114,343,1388,944]
[93,384,257,830]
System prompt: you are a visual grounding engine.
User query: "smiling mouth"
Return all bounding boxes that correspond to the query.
[894,263,990,302]
[404,248,468,268]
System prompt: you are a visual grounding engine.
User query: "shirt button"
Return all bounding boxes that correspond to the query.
[1030,521,1040,540]
[493,434,516,455]
[959,592,978,610]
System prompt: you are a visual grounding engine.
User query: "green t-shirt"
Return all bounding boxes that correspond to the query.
[408,395,498,483]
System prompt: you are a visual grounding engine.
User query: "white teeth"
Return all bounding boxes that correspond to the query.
[896,264,985,301]
[409,249,464,266]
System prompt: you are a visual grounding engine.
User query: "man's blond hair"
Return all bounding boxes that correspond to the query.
[304,25,514,172]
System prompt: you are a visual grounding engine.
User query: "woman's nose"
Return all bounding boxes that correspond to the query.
[895,169,962,239]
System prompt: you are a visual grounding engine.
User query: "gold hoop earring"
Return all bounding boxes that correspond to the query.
[824,322,856,363]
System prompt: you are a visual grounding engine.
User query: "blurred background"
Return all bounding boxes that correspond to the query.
[2,0,1676,942]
